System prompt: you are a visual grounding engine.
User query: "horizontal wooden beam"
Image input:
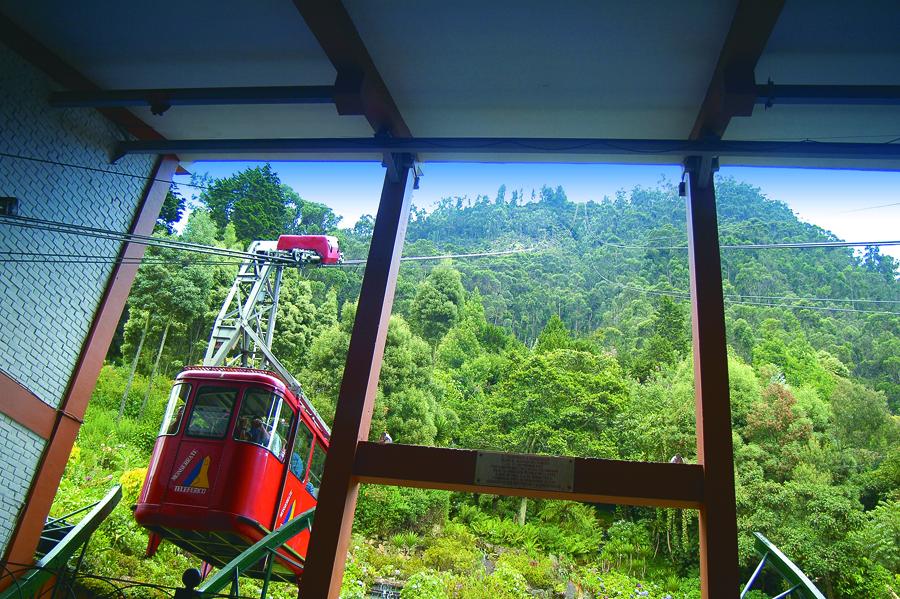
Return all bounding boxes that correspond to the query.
[352,442,704,509]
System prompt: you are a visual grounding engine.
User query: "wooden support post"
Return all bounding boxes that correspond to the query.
[685,158,740,599]
[299,158,415,599]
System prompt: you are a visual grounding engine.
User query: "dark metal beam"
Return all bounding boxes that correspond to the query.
[292,0,412,138]
[690,0,785,140]
[756,83,900,106]
[0,11,166,141]
[49,86,337,113]
[114,136,900,162]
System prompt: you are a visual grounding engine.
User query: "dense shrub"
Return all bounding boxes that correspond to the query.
[469,514,600,557]
[422,536,480,575]
[355,486,450,537]
[450,564,530,599]
[495,550,557,590]
[401,570,447,599]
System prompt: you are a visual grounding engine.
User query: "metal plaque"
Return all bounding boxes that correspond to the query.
[474,451,575,492]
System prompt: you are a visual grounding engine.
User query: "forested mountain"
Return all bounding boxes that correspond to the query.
[59,167,898,599]
[394,179,898,407]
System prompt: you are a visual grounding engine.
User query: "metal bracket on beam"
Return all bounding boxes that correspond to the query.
[684,155,719,189]
[412,161,424,190]
[381,151,416,183]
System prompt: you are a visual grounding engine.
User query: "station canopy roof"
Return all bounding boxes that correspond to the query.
[2,0,899,169]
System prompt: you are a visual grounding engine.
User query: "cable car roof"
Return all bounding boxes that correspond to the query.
[178,367,330,440]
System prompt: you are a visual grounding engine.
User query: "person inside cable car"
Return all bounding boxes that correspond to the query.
[249,418,270,445]
[290,452,304,479]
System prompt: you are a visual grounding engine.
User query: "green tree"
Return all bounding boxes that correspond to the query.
[284,184,342,234]
[829,379,896,456]
[482,348,628,523]
[631,296,690,381]
[122,239,213,416]
[409,265,466,348]
[534,314,572,353]
[199,164,293,243]
[302,305,449,445]
[156,188,185,233]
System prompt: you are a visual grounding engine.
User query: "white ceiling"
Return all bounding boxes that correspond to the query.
[2,0,899,169]
[344,0,737,139]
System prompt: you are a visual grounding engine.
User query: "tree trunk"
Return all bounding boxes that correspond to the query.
[517,496,528,526]
[118,313,149,423]
[140,321,170,419]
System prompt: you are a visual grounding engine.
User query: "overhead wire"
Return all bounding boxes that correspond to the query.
[0,214,297,264]
[0,215,538,266]
[599,239,900,250]
[0,150,209,191]
[0,250,240,263]
[2,201,896,312]
[0,255,240,266]
[563,232,900,305]
[838,201,900,213]
[595,271,900,316]
[721,292,899,305]
[2,215,895,311]
[724,298,900,315]
[340,246,536,266]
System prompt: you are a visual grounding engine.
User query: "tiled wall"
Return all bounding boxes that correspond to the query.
[0,40,156,555]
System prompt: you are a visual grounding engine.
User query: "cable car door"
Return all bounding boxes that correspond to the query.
[275,419,319,555]
[164,385,237,506]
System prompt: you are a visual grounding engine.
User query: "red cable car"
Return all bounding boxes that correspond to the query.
[134,367,330,581]
[277,234,342,264]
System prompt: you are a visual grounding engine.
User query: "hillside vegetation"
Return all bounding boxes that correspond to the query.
[54,167,899,598]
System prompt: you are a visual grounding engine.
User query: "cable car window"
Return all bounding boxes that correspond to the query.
[271,401,293,461]
[307,441,326,498]
[290,423,314,481]
[234,388,294,461]
[185,386,237,439]
[160,383,191,436]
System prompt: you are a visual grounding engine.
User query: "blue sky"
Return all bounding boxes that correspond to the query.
[174,162,900,258]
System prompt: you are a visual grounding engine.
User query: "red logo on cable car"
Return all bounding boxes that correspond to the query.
[171,449,211,495]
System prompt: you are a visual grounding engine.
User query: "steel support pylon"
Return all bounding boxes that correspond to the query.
[202,240,330,435]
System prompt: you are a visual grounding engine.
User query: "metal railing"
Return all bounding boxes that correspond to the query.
[740,532,826,599]
[188,508,315,599]
[0,485,122,599]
